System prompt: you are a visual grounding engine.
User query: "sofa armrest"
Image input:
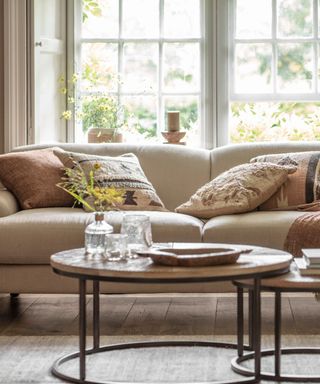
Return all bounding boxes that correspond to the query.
[0,188,19,217]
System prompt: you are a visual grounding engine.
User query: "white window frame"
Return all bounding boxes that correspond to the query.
[229,0,320,102]
[3,0,29,152]
[1,0,225,150]
[216,0,230,147]
[72,0,218,148]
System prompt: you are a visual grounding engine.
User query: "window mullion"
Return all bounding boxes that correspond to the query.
[118,0,123,103]
[158,0,164,134]
[235,38,318,44]
[81,38,201,44]
[201,0,215,148]
[272,0,277,95]
[314,0,319,93]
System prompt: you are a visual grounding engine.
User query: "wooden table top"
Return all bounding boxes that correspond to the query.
[236,260,320,290]
[50,243,292,282]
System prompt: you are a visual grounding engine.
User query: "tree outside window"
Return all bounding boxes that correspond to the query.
[230,0,320,143]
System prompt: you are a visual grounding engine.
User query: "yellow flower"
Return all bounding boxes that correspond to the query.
[60,87,67,95]
[72,73,79,83]
[61,110,72,120]
[57,159,124,212]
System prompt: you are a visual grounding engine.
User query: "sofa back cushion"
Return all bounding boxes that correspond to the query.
[14,144,211,211]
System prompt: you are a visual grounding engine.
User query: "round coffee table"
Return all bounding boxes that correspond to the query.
[232,260,320,382]
[50,243,292,384]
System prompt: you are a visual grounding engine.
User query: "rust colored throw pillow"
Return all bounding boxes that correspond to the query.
[251,151,320,210]
[175,162,296,219]
[0,148,74,209]
[54,148,166,212]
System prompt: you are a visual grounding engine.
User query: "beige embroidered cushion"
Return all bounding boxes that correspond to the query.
[175,162,296,219]
[54,149,166,212]
[251,151,320,210]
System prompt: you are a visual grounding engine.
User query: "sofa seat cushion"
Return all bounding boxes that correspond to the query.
[0,208,204,264]
[202,211,306,250]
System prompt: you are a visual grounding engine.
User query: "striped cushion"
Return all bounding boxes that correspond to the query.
[251,151,320,210]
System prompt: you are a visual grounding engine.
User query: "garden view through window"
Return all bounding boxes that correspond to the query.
[75,0,201,145]
[230,0,320,143]
[73,0,320,146]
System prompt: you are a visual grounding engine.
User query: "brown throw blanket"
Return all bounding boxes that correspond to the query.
[285,211,320,257]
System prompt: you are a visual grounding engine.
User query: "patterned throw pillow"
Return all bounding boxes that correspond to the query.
[175,162,296,219]
[54,149,166,211]
[0,148,74,209]
[251,151,320,210]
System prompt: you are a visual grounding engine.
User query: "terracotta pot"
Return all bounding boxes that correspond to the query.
[87,128,123,143]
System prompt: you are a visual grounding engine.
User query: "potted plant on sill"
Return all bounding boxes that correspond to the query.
[60,72,129,144]
[81,94,127,143]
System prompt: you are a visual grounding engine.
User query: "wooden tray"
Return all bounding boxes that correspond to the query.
[136,247,251,267]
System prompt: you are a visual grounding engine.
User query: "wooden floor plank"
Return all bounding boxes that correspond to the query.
[0,295,37,335]
[289,296,320,334]
[160,296,217,335]
[2,296,84,336]
[214,297,237,335]
[214,296,296,335]
[116,297,170,335]
[0,293,319,337]
[86,296,136,335]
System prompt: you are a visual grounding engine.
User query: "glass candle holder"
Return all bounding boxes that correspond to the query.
[104,234,128,262]
[120,214,153,257]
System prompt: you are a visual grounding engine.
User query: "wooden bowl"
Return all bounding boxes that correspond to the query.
[137,247,250,267]
[161,131,186,143]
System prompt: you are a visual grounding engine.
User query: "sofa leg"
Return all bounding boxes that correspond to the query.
[10,293,19,298]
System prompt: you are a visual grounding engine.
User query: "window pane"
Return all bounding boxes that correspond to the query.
[122,96,158,141]
[277,43,313,93]
[230,102,320,142]
[163,43,200,92]
[164,96,200,146]
[122,0,159,38]
[163,0,200,38]
[235,44,272,93]
[319,44,320,92]
[277,0,313,38]
[122,43,158,93]
[81,43,118,92]
[236,0,272,39]
[82,0,119,39]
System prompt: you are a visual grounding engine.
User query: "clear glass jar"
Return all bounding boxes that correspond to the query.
[120,214,152,257]
[85,212,113,257]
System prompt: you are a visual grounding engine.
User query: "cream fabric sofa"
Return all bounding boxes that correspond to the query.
[1,141,320,294]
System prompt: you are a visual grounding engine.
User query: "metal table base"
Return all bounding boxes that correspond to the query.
[232,285,320,382]
[52,278,264,384]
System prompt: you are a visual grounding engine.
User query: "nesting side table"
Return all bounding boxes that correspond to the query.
[233,261,320,382]
[50,243,292,384]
